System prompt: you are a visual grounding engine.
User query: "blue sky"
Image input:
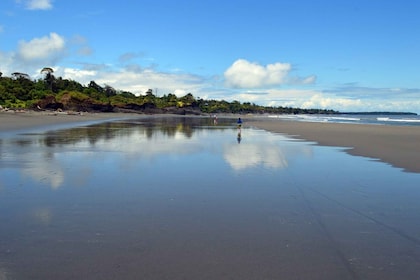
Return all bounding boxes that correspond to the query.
[1,0,420,113]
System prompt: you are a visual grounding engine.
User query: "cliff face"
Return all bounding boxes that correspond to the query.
[36,94,113,112]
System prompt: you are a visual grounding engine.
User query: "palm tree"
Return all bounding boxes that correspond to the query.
[41,67,55,91]
[11,72,30,80]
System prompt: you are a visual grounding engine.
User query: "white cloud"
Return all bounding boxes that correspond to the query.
[221,87,420,113]
[62,67,97,81]
[224,59,291,88]
[223,59,316,89]
[225,88,320,107]
[0,25,4,33]
[60,66,205,96]
[17,32,65,62]
[21,0,53,10]
[300,94,363,110]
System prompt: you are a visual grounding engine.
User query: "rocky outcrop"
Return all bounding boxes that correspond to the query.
[36,95,64,110]
[35,94,113,112]
[34,95,203,115]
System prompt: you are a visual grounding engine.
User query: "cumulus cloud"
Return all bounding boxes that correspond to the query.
[20,0,53,10]
[60,66,205,96]
[17,32,65,62]
[224,59,290,88]
[224,59,316,89]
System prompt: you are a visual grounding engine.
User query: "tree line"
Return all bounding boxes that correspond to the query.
[0,69,338,115]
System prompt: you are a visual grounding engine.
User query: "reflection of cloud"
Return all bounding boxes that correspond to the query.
[99,130,204,158]
[33,207,53,226]
[223,130,314,171]
[224,143,288,171]
[3,124,315,190]
[23,161,64,190]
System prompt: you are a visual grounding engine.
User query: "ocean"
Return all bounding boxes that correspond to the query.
[265,113,420,126]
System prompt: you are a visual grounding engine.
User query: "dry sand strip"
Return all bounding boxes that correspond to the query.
[247,118,420,173]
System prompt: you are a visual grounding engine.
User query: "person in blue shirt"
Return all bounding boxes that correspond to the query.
[237,117,242,128]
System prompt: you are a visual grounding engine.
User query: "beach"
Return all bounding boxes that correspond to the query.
[0,110,139,132]
[1,111,419,173]
[247,117,420,173]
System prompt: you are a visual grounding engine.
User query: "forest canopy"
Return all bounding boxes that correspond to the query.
[0,70,338,115]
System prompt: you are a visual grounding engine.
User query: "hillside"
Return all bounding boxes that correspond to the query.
[0,71,338,115]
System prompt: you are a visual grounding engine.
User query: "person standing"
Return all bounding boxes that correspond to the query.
[237,117,242,128]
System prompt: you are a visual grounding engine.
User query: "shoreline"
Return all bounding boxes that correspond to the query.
[1,111,419,173]
[247,117,420,173]
[0,110,142,133]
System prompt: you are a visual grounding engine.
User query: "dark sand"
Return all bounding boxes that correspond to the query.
[247,117,420,173]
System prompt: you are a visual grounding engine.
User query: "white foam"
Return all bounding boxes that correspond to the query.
[377,117,420,123]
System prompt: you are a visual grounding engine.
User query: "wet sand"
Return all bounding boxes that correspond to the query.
[247,117,420,173]
[1,112,420,279]
[1,111,419,173]
[0,110,140,133]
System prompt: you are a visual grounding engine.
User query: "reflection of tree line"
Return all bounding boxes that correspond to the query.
[13,117,238,148]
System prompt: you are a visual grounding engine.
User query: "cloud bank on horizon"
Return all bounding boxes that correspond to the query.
[1,0,419,113]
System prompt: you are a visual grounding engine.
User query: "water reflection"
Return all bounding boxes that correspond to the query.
[237,128,242,143]
[0,117,313,190]
[224,129,313,171]
[1,117,420,279]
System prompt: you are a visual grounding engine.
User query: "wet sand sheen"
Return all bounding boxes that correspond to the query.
[1,113,420,279]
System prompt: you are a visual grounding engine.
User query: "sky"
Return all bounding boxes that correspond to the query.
[1,0,420,113]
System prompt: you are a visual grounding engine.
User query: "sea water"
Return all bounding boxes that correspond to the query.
[0,116,419,279]
[266,113,420,126]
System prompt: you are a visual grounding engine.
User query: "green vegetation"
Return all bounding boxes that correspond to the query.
[0,69,338,115]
